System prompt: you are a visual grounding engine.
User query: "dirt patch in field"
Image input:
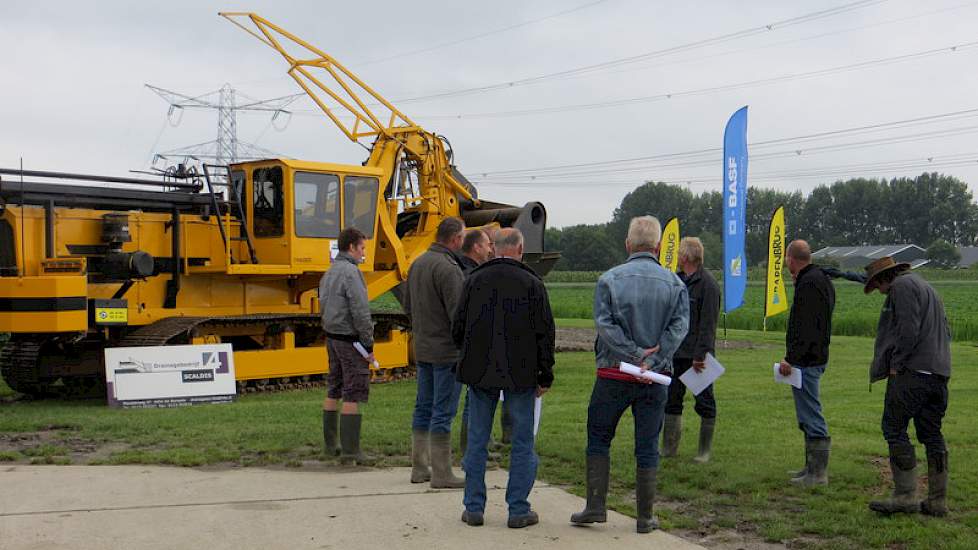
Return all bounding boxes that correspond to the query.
[674,528,789,550]
[556,327,777,354]
[0,427,134,465]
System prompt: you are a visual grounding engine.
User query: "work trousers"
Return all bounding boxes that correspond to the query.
[664,357,717,419]
[585,377,667,469]
[882,369,948,457]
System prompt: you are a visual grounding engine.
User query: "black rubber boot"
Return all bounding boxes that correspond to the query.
[920,451,948,517]
[870,451,919,515]
[323,410,340,457]
[339,414,376,466]
[570,455,609,524]
[661,414,682,458]
[789,437,812,481]
[692,417,715,463]
[411,429,431,483]
[429,431,465,488]
[636,467,659,533]
[793,437,829,486]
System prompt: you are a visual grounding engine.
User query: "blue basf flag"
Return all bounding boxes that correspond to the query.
[722,106,748,313]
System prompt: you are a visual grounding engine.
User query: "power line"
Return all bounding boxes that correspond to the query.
[226,0,610,88]
[480,125,978,180]
[475,152,978,188]
[352,0,611,67]
[411,38,978,120]
[387,0,888,105]
[538,1,978,86]
[277,1,972,119]
[474,107,978,178]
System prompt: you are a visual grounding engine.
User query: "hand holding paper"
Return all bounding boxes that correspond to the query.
[773,363,802,389]
[353,342,380,369]
[620,362,671,385]
[678,353,725,396]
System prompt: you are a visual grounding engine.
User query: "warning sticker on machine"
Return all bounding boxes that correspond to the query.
[95,307,128,324]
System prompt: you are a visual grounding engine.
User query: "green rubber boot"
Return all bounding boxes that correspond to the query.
[570,455,609,524]
[339,414,376,466]
[661,414,682,458]
[323,410,340,457]
[870,451,919,515]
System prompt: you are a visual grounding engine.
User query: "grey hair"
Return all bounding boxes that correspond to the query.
[627,216,661,251]
[494,228,524,253]
[679,237,704,267]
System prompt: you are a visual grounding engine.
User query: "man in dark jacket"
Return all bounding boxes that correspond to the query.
[319,227,375,465]
[453,228,555,529]
[865,257,952,517]
[779,240,835,486]
[404,217,466,488]
[454,228,498,458]
[662,237,721,463]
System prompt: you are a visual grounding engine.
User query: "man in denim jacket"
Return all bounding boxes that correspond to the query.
[570,216,689,534]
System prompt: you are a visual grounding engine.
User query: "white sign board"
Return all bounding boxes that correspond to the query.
[104,344,236,408]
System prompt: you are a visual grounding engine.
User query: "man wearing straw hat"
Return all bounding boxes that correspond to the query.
[864,256,951,517]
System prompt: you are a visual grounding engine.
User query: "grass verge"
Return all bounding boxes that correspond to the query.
[0,330,975,549]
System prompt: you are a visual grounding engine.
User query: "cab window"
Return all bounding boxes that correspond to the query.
[253,167,283,237]
[343,176,379,238]
[294,172,340,238]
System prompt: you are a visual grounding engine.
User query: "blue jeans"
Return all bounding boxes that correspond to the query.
[586,377,667,469]
[791,365,829,439]
[412,362,462,434]
[462,386,538,517]
[461,389,511,434]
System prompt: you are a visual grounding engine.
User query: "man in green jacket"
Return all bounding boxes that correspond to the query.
[404,217,467,488]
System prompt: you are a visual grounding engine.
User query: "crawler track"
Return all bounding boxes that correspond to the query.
[0,313,414,399]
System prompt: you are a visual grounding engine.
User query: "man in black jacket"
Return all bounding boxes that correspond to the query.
[454,228,501,459]
[452,228,556,529]
[865,257,952,517]
[778,240,835,486]
[662,237,721,463]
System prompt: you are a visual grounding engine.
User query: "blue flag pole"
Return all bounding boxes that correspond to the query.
[722,106,749,315]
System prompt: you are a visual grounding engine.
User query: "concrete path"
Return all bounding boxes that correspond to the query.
[0,465,704,550]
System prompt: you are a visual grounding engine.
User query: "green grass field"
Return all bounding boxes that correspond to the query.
[546,279,978,342]
[1,328,975,549]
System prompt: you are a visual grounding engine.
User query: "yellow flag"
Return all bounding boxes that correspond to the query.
[658,217,680,272]
[765,206,788,319]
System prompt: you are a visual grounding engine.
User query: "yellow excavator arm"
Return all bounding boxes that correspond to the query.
[219,12,478,209]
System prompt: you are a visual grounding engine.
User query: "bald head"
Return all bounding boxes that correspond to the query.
[786,239,811,278]
[494,228,524,260]
[787,240,811,263]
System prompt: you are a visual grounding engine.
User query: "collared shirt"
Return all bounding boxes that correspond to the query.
[593,252,689,375]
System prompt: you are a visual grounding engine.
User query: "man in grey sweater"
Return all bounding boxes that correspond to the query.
[404,217,467,488]
[865,257,952,517]
[319,227,376,465]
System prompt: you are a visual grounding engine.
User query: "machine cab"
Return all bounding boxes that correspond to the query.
[229,159,383,272]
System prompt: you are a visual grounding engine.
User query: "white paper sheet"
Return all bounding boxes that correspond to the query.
[533,396,542,436]
[619,362,672,385]
[773,363,802,389]
[678,353,725,396]
[352,342,380,368]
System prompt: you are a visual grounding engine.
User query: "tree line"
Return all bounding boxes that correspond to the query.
[546,172,978,271]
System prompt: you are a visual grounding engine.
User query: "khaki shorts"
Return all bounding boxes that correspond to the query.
[326,339,370,402]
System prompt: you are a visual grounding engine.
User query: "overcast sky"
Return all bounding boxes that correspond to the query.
[3,0,978,228]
